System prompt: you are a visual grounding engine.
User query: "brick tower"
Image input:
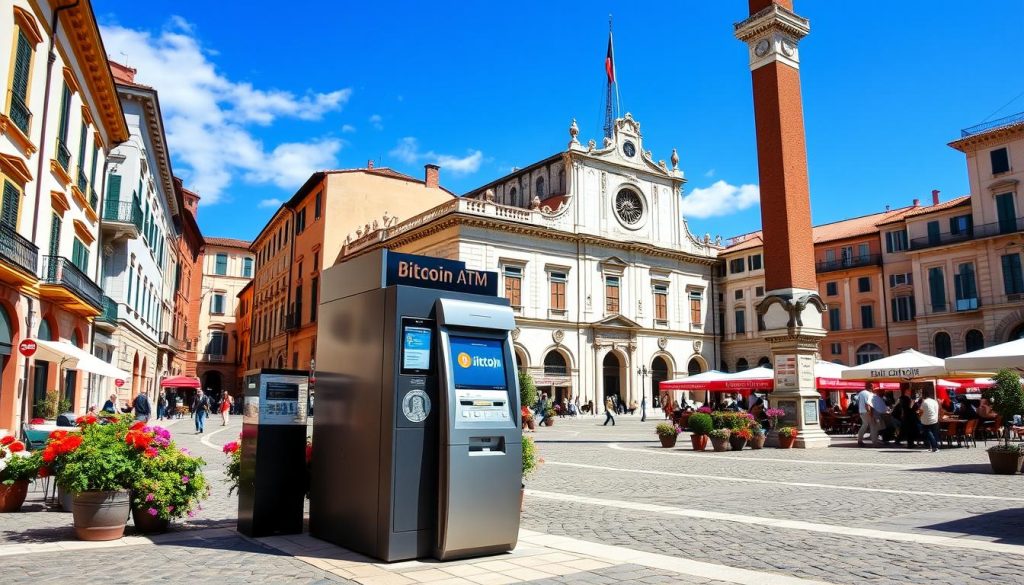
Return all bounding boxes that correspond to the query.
[735,1,829,447]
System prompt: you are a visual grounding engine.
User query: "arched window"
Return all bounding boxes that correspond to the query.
[934,332,952,358]
[509,187,517,205]
[720,361,729,373]
[855,343,883,365]
[543,351,567,375]
[38,318,53,341]
[965,329,984,353]
[70,330,81,348]
[687,358,703,375]
[736,358,748,372]
[1012,323,1024,341]
[757,356,771,368]
[558,169,565,192]
[535,176,545,199]
[0,306,11,357]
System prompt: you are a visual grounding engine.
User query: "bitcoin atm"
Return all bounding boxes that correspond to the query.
[310,250,521,562]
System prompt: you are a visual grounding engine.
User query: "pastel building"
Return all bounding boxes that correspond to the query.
[195,237,252,400]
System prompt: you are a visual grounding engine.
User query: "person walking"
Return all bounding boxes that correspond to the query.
[856,383,875,447]
[603,397,616,426]
[193,392,211,434]
[868,388,889,447]
[125,392,152,422]
[220,392,232,426]
[918,390,941,452]
[640,395,647,422]
[157,392,168,421]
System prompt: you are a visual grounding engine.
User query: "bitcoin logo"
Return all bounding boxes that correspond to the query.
[457,352,472,368]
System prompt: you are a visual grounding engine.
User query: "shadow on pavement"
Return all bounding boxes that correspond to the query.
[906,463,996,474]
[921,508,1024,545]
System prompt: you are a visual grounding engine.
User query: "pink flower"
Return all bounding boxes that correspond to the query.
[147,508,158,516]
[181,475,190,484]
[187,510,195,518]
[166,505,175,513]
[145,493,155,502]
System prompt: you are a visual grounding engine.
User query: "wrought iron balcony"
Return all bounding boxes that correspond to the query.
[56,139,71,171]
[815,254,882,273]
[910,216,1024,251]
[961,111,1024,137]
[160,331,180,351]
[101,199,144,235]
[98,295,118,324]
[201,353,226,362]
[8,91,31,135]
[40,256,101,309]
[0,222,38,279]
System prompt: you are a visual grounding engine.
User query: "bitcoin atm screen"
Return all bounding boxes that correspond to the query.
[449,336,507,391]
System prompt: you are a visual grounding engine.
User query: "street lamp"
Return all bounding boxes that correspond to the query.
[636,365,649,422]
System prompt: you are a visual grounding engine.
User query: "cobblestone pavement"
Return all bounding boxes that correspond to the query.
[5,414,1024,584]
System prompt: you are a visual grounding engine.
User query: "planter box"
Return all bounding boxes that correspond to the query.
[658,434,677,448]
[72,490,130,541]
[729,436,748,451]
[988,449,1024,475]
[690,434,708,451]
[0,480,29,512]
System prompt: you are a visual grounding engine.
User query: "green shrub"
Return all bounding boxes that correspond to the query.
[522,435,539,480]
[655,423,680,437]
[708,428,731,440]
[983,369,1024,449]
[518,370,538,410]
[688,413,713,435]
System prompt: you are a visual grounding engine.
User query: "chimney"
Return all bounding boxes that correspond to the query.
[912,198,920,207]
[367,160,374,170]
[424,164,440,190]
[932,189,940,205]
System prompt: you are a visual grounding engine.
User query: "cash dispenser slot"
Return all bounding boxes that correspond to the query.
[467,436,505,455]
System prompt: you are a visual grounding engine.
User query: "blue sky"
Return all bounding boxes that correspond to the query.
[92,1,1024,242]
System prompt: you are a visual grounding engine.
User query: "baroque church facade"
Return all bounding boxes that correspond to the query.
[340,115,720,410]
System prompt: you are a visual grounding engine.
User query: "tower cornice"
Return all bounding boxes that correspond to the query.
[734,4,810,71]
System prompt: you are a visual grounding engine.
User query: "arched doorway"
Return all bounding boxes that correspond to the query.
[542,350,570,403]
[32,317,56,415]
[203,371,223,398]
[131,352,140,398]
[965,329,984,353]
[140,356,149,399]
[687,358,706,405]
[651,356,670,409]
[736,358,748,372]
[757,356,771,368]
[602,352,623,410]
[934,332,952,359]
[1010,323,1024,341]
[856,343,883,365]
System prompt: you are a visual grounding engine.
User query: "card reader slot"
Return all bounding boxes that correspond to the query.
[467,436,505,455]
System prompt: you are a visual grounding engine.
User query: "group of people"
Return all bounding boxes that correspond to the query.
[94,389,234,433]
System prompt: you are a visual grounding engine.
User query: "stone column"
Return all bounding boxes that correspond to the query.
[736,0,829,447]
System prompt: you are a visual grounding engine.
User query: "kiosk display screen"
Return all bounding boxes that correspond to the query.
[449,336,507,390]
[401,319,433,374]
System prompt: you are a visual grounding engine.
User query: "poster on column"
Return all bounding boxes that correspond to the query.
[775,355,797,390]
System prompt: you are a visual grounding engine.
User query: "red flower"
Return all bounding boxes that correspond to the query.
[63,435,83,452]
[130,421,145,431]
[30,418,44,425]
[50,430,68,441]
[75,415,98,426]
[143,447,158,458]
[8,441,25,453]
[1,435,14,446]
[42,447,56,463]
[38,466,50,477]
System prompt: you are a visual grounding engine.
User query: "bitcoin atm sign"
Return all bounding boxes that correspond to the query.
[385,251,498,296]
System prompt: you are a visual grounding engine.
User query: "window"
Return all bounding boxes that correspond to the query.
[991,147,1010,175]
[736,358,748,372]
[830,342,842,355]
[310,277,318,321]
[734,289,744,300]
[927,221,941,246]
[689,290,702,326]
[954,262,978,311]
[889,273,912,287]
[207,331,227,356]
[892,295,916,322]
[536,176,545,198]
[860,305,874,329]
[543,351,567,375]
[729,258,745,274]
[747,254,762,271]
[8,29,33,134]
[77,122,88,186]
[605,275,620,313]
[295,286,303,327]
[503,266,522,307]
[558,169,565,192]
[828,307,841,331]
[966,330,984,352]
[549,272,566,311]
[214,253,228,276]
[211,293,225,315]
[857,243,870,260]
[949,214,972,236]
[825,282,838,296]
[509,187,517,204]
[885,230,908,253]
[934,332,952,359]
[840,246,853,266]
[755,286,764,297]
[928,266,946,312]
[734,309,746,334]
[857,276,871,293]
[653,283,668,322]
[56,82,71,170]
[855,343,883,365]
[1003,253,1024,296]
[242,258,253,278]
[313,251,319,271]
[314,191,322,219]
[996,193,1018,235]
[71,239,89,272]
[1,180,21,228]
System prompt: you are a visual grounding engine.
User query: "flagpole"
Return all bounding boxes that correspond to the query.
[610,15,620,119]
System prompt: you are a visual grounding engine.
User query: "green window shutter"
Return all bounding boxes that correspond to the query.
[71,239,89,272]
[127,263,133,304]
[90,145,99,189]
[57,83,71,142]
[106,174,122,202]
[1,181,21,229]
[11,31,31,101]
[77,122,87,175]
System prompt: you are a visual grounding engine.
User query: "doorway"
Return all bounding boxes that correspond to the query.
[602,352,622,408]
[651,356,669,409]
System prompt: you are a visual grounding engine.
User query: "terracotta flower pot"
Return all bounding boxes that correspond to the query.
[710,436,730,452]
[777,435,797,449]
[132,505,170,534]
[658,434,677,448]
[690,434,708,451]
[72,490,130,541]
[729,436,747,451]
[750,435,766,450]
[987,449,1024,475]
[0,480,29,513]
[527,420,536,431]
[543,418,554,427]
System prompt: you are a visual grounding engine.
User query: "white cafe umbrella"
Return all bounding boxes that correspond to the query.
[945,338,1024,374]
[840,348,948,380]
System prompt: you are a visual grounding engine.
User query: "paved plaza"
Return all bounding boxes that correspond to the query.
[5,414,1024,584]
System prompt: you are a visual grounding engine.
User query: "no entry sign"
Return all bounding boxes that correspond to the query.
[18,340,36,357]
[114,379,125,388]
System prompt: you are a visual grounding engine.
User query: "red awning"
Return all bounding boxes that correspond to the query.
[160,375,201,389]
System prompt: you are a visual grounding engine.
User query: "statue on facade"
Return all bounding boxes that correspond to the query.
[569,118,579,145]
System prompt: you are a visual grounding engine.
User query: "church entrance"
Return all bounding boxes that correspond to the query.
[651,356,669,409]
[603,352,623,411]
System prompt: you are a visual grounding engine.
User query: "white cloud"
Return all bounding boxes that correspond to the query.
[704,168,715,178]
[100,19,351,204]
[682,180,760,219]
[258,198,282,208]
[369,114,383,130]
[341,124,356,133]
[388,137,483,176]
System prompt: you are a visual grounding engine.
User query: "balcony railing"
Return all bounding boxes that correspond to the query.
[56,139,71,171]
[961,111,1024,138]
[910,216,1024,251]
[8,91,31,134]
[0,222,38,277]
[40,256,102,309]
[160,331,180,351]
[76,168,88,193]
[102,199,143,231]
[815,254,882,273]
[201,353,226,362]
[98,295,118,324]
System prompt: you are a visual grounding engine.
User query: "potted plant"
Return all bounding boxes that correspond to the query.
[709,428,731,452]
[750,426,767,450]
[982,369,1024,474]
[543,402,556,427]
[688,413,713,451]
[519,370,538,413]
[58,415,141,541]
[521,434,541,512]
[40,427,85,510]
[129,425,209,534]
[521,406,536,431]
[0,436,38,512]
[765,408,786,430]
[655,423,681,448]
[730,427,752,451]
[223,437,241,495]
[777,426,798,449]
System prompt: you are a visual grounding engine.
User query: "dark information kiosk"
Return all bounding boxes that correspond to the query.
[310,250,521,562]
